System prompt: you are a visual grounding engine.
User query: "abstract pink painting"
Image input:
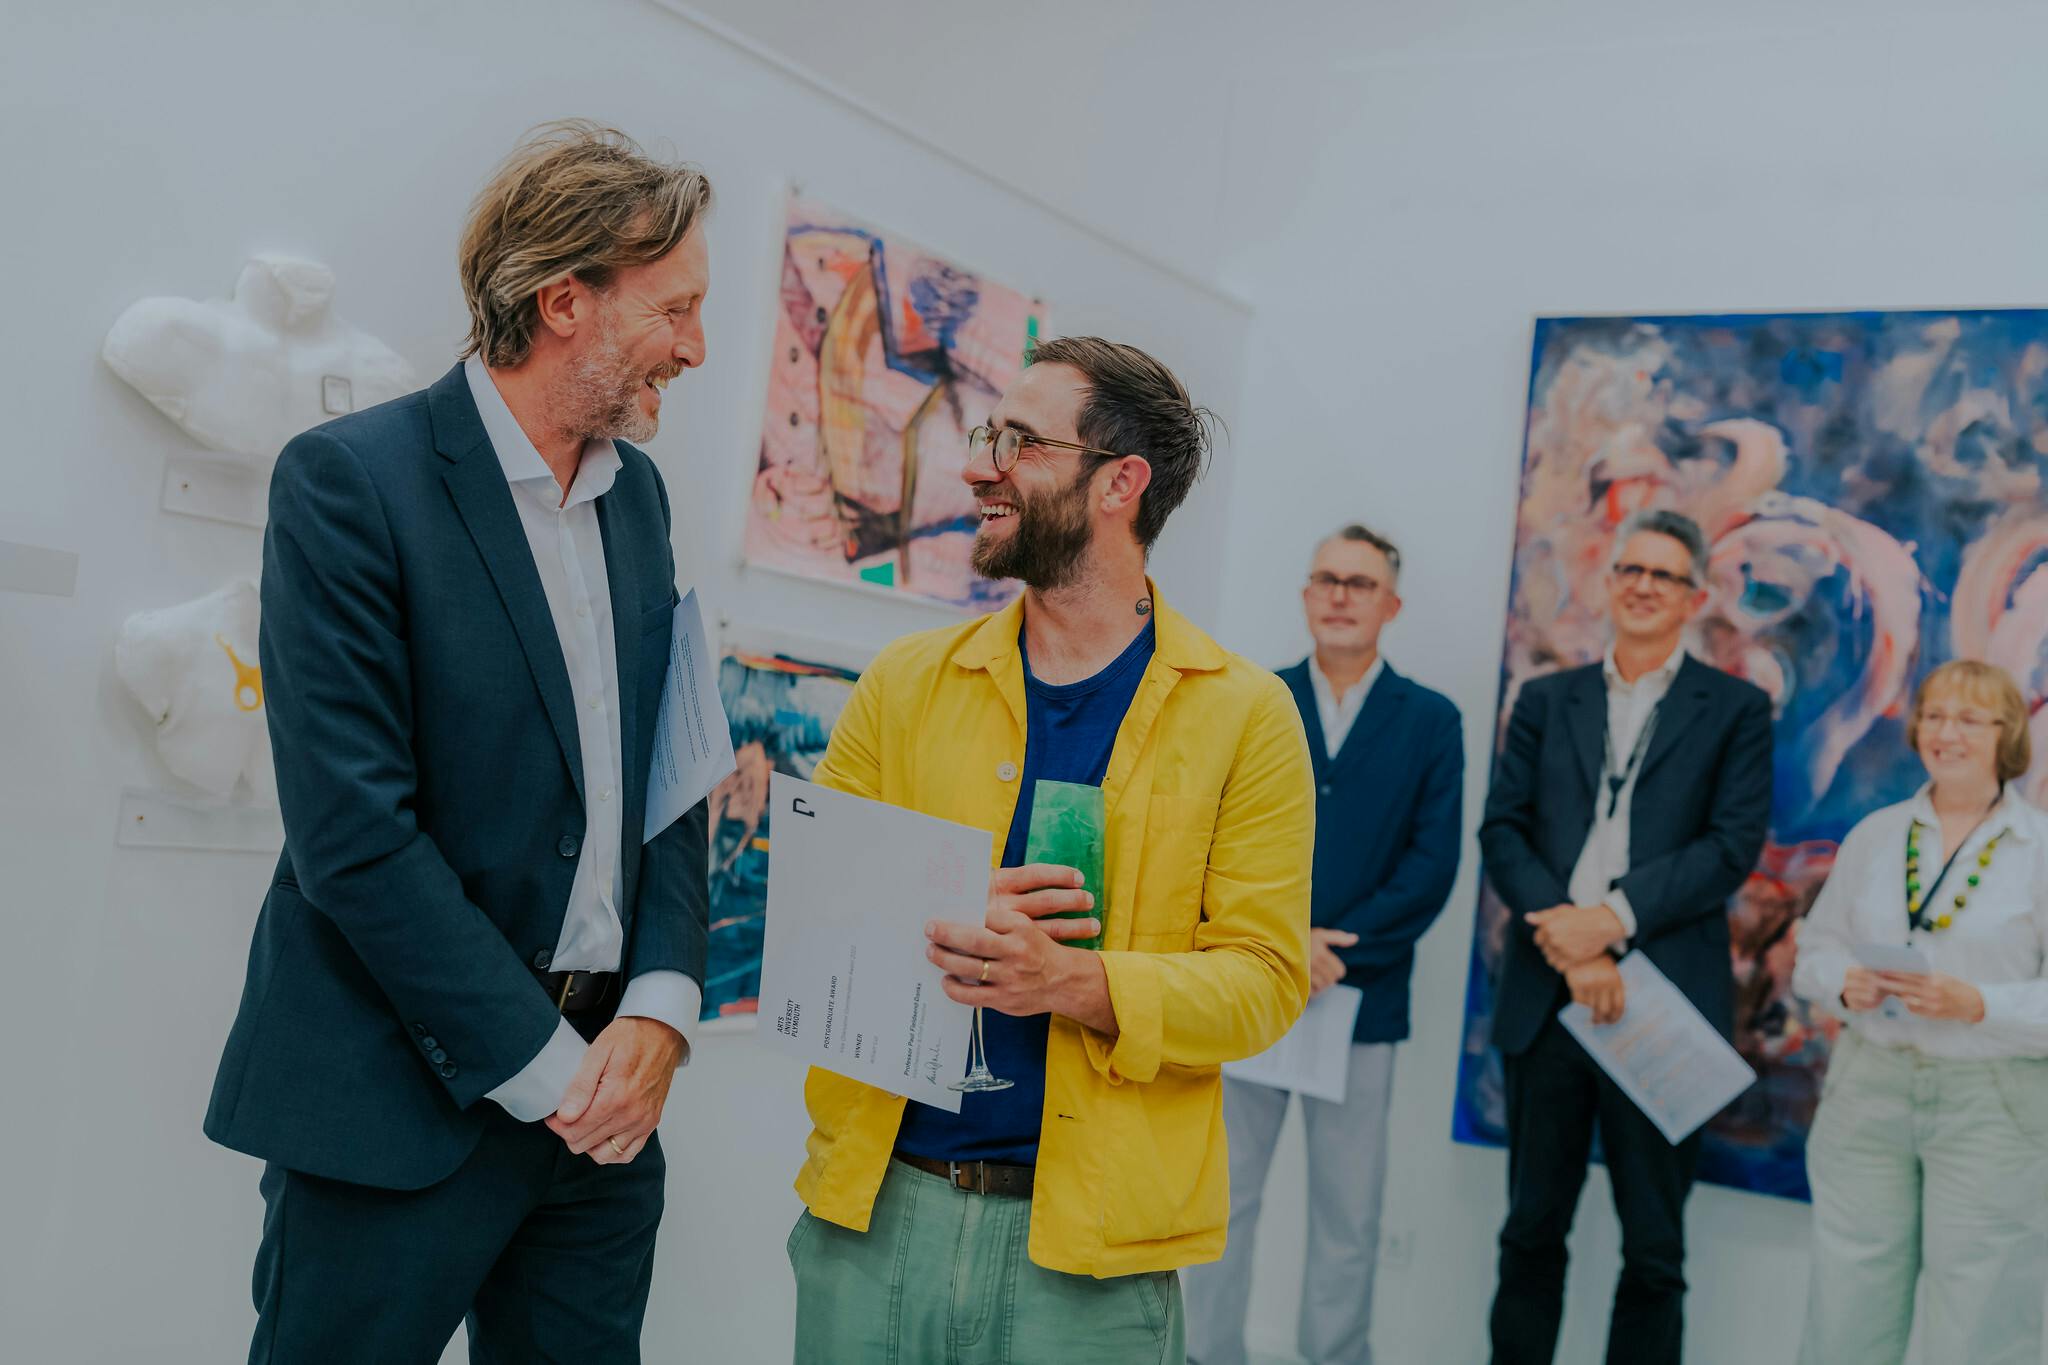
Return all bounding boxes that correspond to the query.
[745,195,1044,611]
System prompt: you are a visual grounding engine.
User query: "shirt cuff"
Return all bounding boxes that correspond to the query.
[484,1016,585,1122]
[1604,888,1638,948]
[1081,952,1161,1085]
[617,970,701,1065]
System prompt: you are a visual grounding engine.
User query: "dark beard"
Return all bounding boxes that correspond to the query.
[971,466,1095,590]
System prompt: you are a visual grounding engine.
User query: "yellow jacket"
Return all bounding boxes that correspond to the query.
[794,588,1315,1277]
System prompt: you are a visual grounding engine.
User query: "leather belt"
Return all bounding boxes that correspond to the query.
[534,967,618,1015]
[894,1150,1035,1198]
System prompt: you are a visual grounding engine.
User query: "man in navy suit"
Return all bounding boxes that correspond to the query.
[1480,509,1773,1365]
[1187,523,1464,1365]
[205,123,714,1363]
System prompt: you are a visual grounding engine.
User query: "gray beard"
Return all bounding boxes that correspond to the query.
[555,304,657,445]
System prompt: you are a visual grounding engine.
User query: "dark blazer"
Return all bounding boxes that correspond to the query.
[1280,660,1464,1043]
[205,364,709,1191]
[1479,654,1772,1058]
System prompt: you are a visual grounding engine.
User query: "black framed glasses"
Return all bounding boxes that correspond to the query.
[1612,562,1696,593]
[967,424,1129,473]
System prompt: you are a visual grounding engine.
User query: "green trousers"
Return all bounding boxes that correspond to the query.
[1799,1031,2048,1365]
[789,1159,1185,1364]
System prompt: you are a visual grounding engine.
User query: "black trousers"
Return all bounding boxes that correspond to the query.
[246,1104,665,1363]
[1489,1015,1703,1365]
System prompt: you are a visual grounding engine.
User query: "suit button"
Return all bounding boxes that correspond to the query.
[558,834,580,858]
[420,1036,438,1051]
[439,1063,458,1079]
[429,1048,448,1064]
[533,949,552,970]
[411,1023,427,1037]
[1318,784,1332,797]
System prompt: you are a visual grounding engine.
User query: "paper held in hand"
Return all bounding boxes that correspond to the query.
[643,588,737,843]
[1559,952,1756,1145]
[754,774,990,1113]
[1224,984,1364,1103]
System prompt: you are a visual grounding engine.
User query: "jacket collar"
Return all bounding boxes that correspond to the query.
[948,579,1225,676]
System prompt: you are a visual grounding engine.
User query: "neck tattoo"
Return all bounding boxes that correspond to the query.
[1135,597,1152,617]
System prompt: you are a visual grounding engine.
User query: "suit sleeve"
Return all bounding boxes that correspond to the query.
[261,429,560,1109]
[1334,702,1465,969]
[1478,681,1571,926]
[623,461,710,990]
[1084,680,1315,1082]
[1613,686,1774,941]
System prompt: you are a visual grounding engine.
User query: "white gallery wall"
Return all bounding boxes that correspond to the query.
[9,1,2048,1362]
[0,2,1246,1361]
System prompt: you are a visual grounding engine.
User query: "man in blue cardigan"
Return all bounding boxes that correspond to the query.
[1187,523,1464,1365]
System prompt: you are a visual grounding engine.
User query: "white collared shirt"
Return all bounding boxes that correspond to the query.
[465,357,698,1121]
[1308,655,1384,759]
[1793,785,2048,1058]
[1566,643,1686,940]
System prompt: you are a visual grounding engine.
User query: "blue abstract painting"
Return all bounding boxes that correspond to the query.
[1454,309,2048,1199]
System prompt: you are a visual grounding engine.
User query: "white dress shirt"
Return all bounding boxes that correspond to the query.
[1308,655,1384,759]
[465,357,699,1121]
[1792,785,2048,1058]
[1566,643,1686,941]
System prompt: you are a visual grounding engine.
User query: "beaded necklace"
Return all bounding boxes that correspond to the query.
[1904,788,2005,932]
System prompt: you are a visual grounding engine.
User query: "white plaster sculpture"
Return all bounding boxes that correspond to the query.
[114,579,276,803]
[103,255,415,467]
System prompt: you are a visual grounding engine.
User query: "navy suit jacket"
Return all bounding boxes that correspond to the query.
[1478,655,1773,1058]
[1279,660,1464,1043]
[205,364,710,1191]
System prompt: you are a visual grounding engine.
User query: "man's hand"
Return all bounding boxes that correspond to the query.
[1565,954,1627,1026]
[544,1016,685,1164]
[1874,970,1985,1023]
[1527,903,1626,972]
[1309,927,1359,997]
[924,863,1111,1031]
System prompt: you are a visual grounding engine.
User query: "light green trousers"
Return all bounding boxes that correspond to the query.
[789,1159,1185,1364]
[1799,1030,2048,1365]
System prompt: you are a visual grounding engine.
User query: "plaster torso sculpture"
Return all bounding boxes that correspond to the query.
[115,579,276,803]
[103,255,415,466]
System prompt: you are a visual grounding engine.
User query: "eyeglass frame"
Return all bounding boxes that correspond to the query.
[1305,571,1386,598]
[1610,562,1698,594]
[1918,708,2002,733]
[967,424,1133,474]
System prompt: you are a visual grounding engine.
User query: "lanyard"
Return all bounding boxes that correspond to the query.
[1601,699,1662,819]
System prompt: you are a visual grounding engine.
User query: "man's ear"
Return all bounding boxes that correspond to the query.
[533,276,586,342]
[1099,455,1152,518]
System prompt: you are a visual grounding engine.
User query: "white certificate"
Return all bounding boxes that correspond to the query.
[1224,984,1363,1103]
[755,774,989,1112]
[643,588,737,843]
[1559,953,1756,1145]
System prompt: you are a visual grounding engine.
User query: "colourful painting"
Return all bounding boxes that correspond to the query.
[702,645,861,1022]
[744,194,1044,611]
[1454,309,2048,1199]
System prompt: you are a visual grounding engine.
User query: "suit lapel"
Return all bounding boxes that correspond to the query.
[1563,666,1606,799]
[1634,654,1711,787]
[596,494,642,855]
[1280,661,1330,782]
[1330,666,1405,778]
[432,367,585,803]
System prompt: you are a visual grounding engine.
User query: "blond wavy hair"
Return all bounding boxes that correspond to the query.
[459,120,712,368]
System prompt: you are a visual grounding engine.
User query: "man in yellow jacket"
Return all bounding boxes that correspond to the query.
[787,336,1316,1363]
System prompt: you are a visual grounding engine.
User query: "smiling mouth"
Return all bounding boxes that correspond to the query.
[644,364,681,396]
[977,501,1017,525]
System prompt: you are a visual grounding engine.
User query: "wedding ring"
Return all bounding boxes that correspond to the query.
[979,959,992,984]
[607,1136,626,1157]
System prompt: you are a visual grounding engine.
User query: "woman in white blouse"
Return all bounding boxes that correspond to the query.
[1792,659,2048,1365]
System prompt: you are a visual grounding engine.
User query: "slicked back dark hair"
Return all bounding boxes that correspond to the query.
[1028,336,1216,550]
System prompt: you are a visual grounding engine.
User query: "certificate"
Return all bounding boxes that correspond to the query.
[1224,985,1363,1103]
[755,774,990,1112]
[643,588,737,843]
[1560,953,1756,1145]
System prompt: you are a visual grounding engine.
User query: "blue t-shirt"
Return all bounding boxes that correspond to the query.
[895,619,1156,1164]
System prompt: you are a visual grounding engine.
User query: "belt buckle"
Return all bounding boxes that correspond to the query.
[947,1160,988,1196]
[555,971,577,1013]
